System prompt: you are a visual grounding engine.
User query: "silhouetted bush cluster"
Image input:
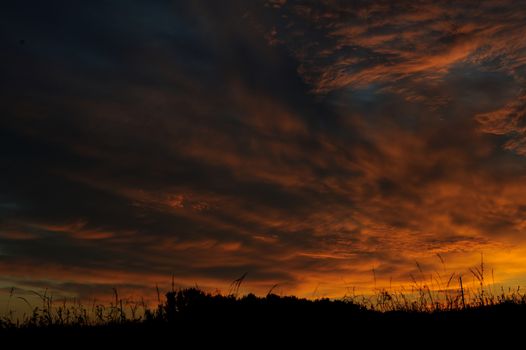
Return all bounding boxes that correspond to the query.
[143,288,368,326]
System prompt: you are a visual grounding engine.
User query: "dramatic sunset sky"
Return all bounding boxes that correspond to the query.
[2,0,526,304]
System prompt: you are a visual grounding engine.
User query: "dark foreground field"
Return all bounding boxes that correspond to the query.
[2,288,526,346]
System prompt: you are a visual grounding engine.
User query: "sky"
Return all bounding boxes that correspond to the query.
[2,0,526,304]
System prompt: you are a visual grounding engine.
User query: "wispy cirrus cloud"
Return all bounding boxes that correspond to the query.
[266,0,526,92]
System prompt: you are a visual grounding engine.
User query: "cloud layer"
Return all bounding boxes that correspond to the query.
[2,0,526,301]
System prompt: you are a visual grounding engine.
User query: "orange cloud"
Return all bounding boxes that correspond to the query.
[267,0,526,93]
[476,92,526,154]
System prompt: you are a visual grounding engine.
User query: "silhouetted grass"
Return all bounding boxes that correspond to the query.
[2,260,526,345]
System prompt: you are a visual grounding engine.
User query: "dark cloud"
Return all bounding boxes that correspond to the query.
[2,0,526,300]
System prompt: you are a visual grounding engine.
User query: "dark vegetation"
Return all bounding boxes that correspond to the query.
[2,287,526,346]
[2,260,525,345]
